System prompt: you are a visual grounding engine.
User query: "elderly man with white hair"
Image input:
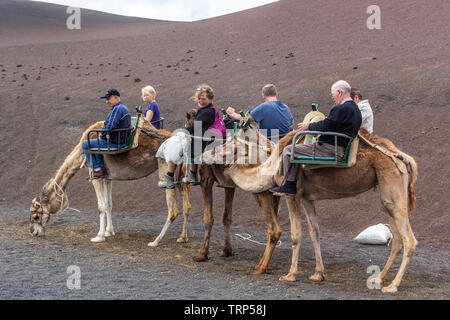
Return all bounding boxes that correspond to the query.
[270,80,362,195]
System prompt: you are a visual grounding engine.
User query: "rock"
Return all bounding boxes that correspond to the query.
[16,64,23,67]
[36,76,41,80]
[353,66,358,70]
[285,53,295,59]
[134,78,141,83]
[85,72,90,76]
[186,49,194,53]
[194,71,199,75]
[65,97,71,101]
[124,74,130,77]
[166,65,171,68]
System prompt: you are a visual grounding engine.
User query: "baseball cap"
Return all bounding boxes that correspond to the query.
[100,89,120,99]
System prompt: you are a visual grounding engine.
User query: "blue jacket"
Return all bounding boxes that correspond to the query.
[102,101,131,144]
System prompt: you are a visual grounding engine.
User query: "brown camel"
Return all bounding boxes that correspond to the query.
[29,120,192,246]
[204,125,418,293]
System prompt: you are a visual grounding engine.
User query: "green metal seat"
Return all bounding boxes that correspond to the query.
[87,116,139,155]
[290,131,355,167]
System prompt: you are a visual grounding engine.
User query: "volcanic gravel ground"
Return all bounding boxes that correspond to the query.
[0,204,448,300]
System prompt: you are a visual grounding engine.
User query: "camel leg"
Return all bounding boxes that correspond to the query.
[301,199,325,281]
[148,188,179,247]
[370,217,403,288]
[219,187,235,257]
[177,184,192,243]
[104,179,115,237]
[193,183,214,262]
[90,178,110,243]
[376,174,418,293]
[252,192,281,274]
[280,194,302,282]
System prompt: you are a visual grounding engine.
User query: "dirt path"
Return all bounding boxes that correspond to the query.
[0,204,448,300]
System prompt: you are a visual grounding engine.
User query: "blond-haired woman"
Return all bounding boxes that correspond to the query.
[142,85,162,129]
[158,84,225,188]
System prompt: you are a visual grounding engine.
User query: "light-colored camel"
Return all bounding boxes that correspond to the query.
[193,128,283,276]
[201,126,418,293]
[29,121,192,246]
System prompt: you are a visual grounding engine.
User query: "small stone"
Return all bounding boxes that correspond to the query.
[285,53,294,59]
[16,64,23,67]
[124,74,130,77]
[353,66,358,70]
[65,97,71,101]
[134,78,141,83]
[194,71,199,75]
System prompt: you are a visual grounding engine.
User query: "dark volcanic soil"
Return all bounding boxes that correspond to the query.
[0,205,448,299]
[0,0,449,300]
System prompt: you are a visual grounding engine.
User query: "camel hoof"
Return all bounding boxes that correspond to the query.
[219,248,233,257]
[148,240,160,247]
[251,268,266,275]
[382,284,398,293]
[104,231,115,237]
[370,276,382,285]
[90,236,105,243]
[193,254,208,262]
[280,274,297,282]
[309,272,325,282]
[176,237,188,243]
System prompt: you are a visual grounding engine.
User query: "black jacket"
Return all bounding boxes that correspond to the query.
[308,100,362,148]
[185,103,215,135]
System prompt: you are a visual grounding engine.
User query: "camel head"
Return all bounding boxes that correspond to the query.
[29,179,67,237]
[186,108,197,127]
[202,128,274,166]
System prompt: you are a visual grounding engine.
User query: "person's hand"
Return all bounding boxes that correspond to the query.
[226,107,235,117]
[297,122,309,131]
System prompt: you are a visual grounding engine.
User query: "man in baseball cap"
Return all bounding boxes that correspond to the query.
[100,88,121,99]
[81,89,131,178]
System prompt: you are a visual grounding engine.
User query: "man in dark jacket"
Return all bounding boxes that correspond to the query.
[270,80,362,195]
[81,89,131,178]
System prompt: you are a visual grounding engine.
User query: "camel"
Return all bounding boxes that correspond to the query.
[201,125,418,293]
[29,120,192,246]
[192,125,283,277]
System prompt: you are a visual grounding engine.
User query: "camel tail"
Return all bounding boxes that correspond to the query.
[400,152,418,212]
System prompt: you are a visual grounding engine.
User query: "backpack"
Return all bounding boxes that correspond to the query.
[208,105,227,137]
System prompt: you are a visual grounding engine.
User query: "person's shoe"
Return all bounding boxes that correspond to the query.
[158,173,175,189]
[182,171,201,185]
[269,180,297,196]
[92,168,106,179]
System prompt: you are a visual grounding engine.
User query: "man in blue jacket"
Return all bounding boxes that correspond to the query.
[270,80,362,195]
[81,89,131,179]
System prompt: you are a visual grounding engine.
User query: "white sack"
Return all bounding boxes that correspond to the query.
[156,132,188,164]
[353,223,392,245]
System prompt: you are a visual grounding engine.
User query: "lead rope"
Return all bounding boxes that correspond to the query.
[358,134,406,175]
[52,179,80,214]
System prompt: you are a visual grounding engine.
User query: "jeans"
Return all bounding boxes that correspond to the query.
[81,138,123,170]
